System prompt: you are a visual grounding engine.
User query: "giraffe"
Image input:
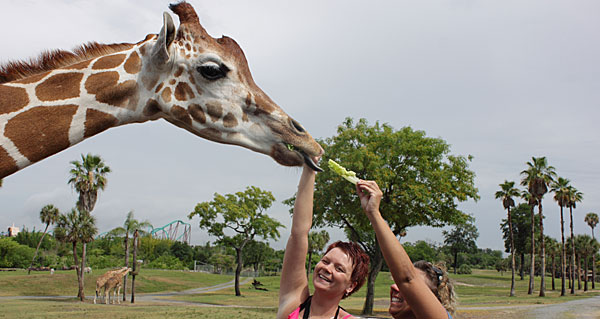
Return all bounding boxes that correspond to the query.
[0,2,323,181]
[102,267,131,305]
[94,266,129,304]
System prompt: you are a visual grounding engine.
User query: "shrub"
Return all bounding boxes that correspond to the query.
[145,254,186,270]
[0,238,35,268]
[457,264,472,274]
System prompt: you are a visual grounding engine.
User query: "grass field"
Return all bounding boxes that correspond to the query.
[0,268,598,318]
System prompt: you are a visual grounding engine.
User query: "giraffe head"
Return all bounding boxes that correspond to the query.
[140,2,323,170]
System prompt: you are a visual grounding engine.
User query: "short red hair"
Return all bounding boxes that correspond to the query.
[324,241,370,298]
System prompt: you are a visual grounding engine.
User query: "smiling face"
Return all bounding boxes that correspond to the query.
[312,247,357,298]
[143,3,323,170]
[389,270,435,319]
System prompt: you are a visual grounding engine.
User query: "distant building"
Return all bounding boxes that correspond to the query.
[8,224,19,237]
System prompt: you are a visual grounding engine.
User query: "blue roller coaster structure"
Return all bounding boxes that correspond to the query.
[96,220,191,245]
[150,220,191,245]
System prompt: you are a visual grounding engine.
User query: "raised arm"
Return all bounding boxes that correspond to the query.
[356,180,448,319]
[277,164,315,318]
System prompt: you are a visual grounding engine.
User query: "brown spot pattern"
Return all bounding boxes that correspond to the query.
[84,109,119,138]
[0,85,29,114]
[85,72,138,107]
[188,74,196,86]
[139,43,149,56]
[174,67,184,78]
[124,52,141,74]
[198,128,222,142]
[155,83,164,93]
[5,105,77,163]
[223,112,238,128]
[14,71,50,84]
[189,104,206,124]
[171,105,192,126]
[206,101,223,122]
[161,87,172,103]
[185,43,192,51]
[242,112,249,122]
[68,60,92,70]
[174,82,195,101]
[0,146,18,178]
[169,79,176,85]
[92,54,126,70]
[144,99,162,117]
[36,72,83,101]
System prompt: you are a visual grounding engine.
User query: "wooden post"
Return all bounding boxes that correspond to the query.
[131,229,139,303]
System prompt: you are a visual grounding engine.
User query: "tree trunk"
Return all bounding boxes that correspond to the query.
[560,206,566,296]
[584,255,589,291]
[538,202,545,297]
[123,234,129,301]
[551,255,555,290]
[577,253,582,290]
[361,249,383,315]
[131,230,138,303]
[569,206,575,294]
[529,204,536,295]
[306,251,313,278]
[454,251,458,275]
[235,247,243,296]
[72,242,84,301]
[28,224,49,275]
[520,253,525,280]
[508,207,516,297]
[593,251,596,290]
[80,242,88,301]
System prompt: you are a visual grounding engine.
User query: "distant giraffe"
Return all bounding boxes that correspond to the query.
[0,2,323,181]
[102,267,131,305]
[94,267,129,304]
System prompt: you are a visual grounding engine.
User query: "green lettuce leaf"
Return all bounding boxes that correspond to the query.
[328,159,359,184]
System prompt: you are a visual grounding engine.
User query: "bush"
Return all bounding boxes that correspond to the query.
[0,238,35,268]
[457,264,472,274]
[145,254,186,270]
[87,254,122,269]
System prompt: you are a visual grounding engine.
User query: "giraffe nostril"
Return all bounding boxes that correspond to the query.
[290,118,305,133]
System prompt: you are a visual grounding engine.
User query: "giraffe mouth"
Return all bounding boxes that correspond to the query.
[286,143,323,172]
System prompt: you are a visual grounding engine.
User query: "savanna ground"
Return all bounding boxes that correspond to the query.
[0,268,598,318]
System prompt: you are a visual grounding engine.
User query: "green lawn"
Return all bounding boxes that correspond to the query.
[0,268,598,318]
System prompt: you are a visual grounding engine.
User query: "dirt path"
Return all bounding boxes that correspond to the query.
[525,295,600,319]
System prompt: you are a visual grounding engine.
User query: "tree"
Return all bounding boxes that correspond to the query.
[306,230,330,277]
[243,240,276,273]
[443,222,479,274]
[111,211,152,301]
[577,235,598,292]
[131,229,140,303]
[54,208,98,301]
[520,156,556,297]
[566,186,583,294]
[28,204,60,274]
[501,203,539,281]
[521,190,538,294]
[584,212,598,289]
[495,180,519,296]
[551,176,570,296]
[294,118,478,315]
[67,153,110,298]
[189,186,283,296]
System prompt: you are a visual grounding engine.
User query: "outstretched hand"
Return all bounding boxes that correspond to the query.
[356,180,383,217]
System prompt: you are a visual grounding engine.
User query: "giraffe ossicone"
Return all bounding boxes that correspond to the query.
[0,2,323,179]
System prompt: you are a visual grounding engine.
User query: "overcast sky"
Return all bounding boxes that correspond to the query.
[1,1,599,253]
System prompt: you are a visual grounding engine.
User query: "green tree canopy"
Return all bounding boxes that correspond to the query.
[189,186,283,296]
[28,204,60,274]
[443,221,479,274]
[68,153,111,213]
[290,118,479,314]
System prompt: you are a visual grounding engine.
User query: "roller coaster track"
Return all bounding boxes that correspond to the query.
[150,220,191,244]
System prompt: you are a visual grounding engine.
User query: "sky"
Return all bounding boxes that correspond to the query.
[1,0,599,253]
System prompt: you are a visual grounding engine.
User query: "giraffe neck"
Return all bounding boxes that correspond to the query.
[0,38,158,178]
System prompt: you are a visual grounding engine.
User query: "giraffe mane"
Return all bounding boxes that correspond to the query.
[0,42,135,84]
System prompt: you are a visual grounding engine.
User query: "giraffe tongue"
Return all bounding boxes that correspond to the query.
[302,153,323,172]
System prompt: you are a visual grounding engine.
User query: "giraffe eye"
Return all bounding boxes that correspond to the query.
[197,62,229,80]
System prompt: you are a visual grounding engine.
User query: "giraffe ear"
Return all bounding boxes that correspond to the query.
[152,12,176,65]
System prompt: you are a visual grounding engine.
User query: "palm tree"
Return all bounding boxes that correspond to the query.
[521,190,538,294]
[550,177,570,296]
[54,208,98,301]
[520,156,556,297]
[495,180,520,297]
[306,230,330,278]
[28,204,60,274]
[68,154,111,213]
[584,212,598,289]
[112,211,152,301]
[67,153,110,298]
[566,186,583,294]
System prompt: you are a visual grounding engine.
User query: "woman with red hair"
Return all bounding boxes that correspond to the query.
[277,161,370,319]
